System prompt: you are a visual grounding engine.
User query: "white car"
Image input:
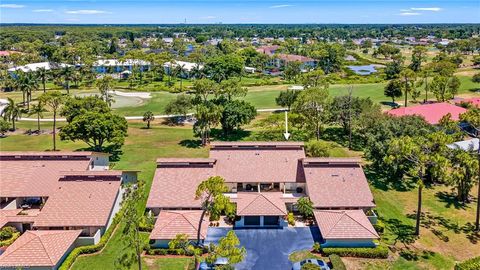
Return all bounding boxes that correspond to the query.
[292,258,330,270]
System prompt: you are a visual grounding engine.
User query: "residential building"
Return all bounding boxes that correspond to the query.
[0,151,137,269]
[93,59,151,74]
[163,60,203,78]
[7,62,72,73]
[387,102,467,125]
[147,142,378,248]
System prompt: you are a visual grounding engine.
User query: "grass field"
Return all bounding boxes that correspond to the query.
[1,118,478,270]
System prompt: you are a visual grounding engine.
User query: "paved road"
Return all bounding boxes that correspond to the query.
[18,108,286,122]
[205,227,321,270]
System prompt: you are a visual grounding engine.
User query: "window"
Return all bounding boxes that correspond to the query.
[244,216,260,226]
[264,216,279,226]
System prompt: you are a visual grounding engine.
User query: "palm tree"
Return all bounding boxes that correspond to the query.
[142,111,155,128]
[36,67,48,93]
[61,66,74,94]
[96,75,115,107]
[175,64,186,91]
[29,102,47,133]
[40,91,65,151]
[399,68,416,107]
[2,98,22,131]
[18,73,38,110]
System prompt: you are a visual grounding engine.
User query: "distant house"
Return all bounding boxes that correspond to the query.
[147,142,378,248]
[387,103,467,125]
[93,59,151,74]
[457,97,480,108]
[163,60,203,78]
[273,54,317,71]
[7,62,72,73]
[255,45,280,56]
[244,66,256,73]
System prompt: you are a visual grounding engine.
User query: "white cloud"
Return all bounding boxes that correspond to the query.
[269,4,294,9]
[399,12,422,16]
[201,16,216,19]
[0,4,25,8]
[66,9,108,15]
[33,9,53,12]
[411,7,442,12]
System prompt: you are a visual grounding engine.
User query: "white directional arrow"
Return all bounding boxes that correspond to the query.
[283,110,290,140]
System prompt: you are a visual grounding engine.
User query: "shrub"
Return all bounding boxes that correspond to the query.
[147,248,168,255]
[0,232,20,247]
[312,242,321,253]
[455,256,480,270]
[472,73,480,83]
[287,212,295,226]
[329,254,346,270]
[0,226,17,241]
[373,220,385,234]
[301,262,321,270]
[305,140,331,157]
[322,246,388,259]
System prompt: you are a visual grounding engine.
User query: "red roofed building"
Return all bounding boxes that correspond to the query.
[147,142,378,248]
[457,97,480,108]
[0,230,81,270]
[387,102,467,124]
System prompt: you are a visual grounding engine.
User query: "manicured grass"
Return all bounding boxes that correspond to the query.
[289,250,324,262]
[144,257,194,270]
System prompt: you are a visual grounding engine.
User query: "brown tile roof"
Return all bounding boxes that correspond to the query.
[210,141,304,147]
[147,164,215,209]
[156,158,216,165]
[0,151,108,159]
[150,210,208,240]
[210,146,305,183]
[313,210,379,239]
[303,162,375,208]
[0,230,81,267]
[0,159,91,197]
[302,157,363,165]
[234,192,287,216]
[60,170,123,177]
[34,180,121,228]
[0,209,22,228]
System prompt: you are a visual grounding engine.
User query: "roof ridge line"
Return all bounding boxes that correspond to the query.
[325,211,346,237]
[183,211,205,237]
[261,193,286,214]
[238,194,261,215]
[37,232,55,265]
[345,211,378,237]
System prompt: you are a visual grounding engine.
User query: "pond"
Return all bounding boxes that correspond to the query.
[347,64,383,75]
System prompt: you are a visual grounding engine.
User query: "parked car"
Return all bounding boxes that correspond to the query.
[292,258,330,270]
[199,257,229,270]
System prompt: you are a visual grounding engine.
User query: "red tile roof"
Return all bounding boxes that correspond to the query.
[210,146,305,183]
[255,45,279,56]
[459,97,480,108]
[387,102,467,124]
[0,209,22,228]
[0,159,91,197]
[150,210,208,240]
[0,230,81,268]
[303,162,375,208]
[314,210,379,239]
[210,141,304,147]
[233,192,287,216]
[34,180,121,228]
[156,158,216,165]
[0,151,107,159]
[147,163,215,209]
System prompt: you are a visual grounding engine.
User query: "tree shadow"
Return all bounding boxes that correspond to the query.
[380,101,399,108]
[320,126,364,151]
[74,145,123,162]
[179,139,202,149]
[364,166,416,192]
[434,191,469,210]
[383,218,417,247]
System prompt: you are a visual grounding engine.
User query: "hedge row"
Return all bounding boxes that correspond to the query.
[328,254,346,270]
[58,210,123,270]
[0,232,20,247]
[322,246,389,259]
[455,256,480,270]
[146,248,194,256]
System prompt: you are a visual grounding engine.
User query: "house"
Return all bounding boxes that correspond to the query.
[255,45,279,56]
[147,142,378,248]
[447,138,479,152]
[387,102,467,125]
[0,230,81,270]
[0,151,137,267]
[7,62,72,73]
[272,54,317,71]
[163,60,203,78]
[457,97,480,108]
[93,59,151,74]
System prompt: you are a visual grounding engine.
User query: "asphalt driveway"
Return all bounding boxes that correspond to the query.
[205,227,321,270]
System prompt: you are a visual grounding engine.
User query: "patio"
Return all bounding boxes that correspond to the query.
[205,227,321,270]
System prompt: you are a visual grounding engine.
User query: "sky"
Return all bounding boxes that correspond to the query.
[0,0,479,24]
